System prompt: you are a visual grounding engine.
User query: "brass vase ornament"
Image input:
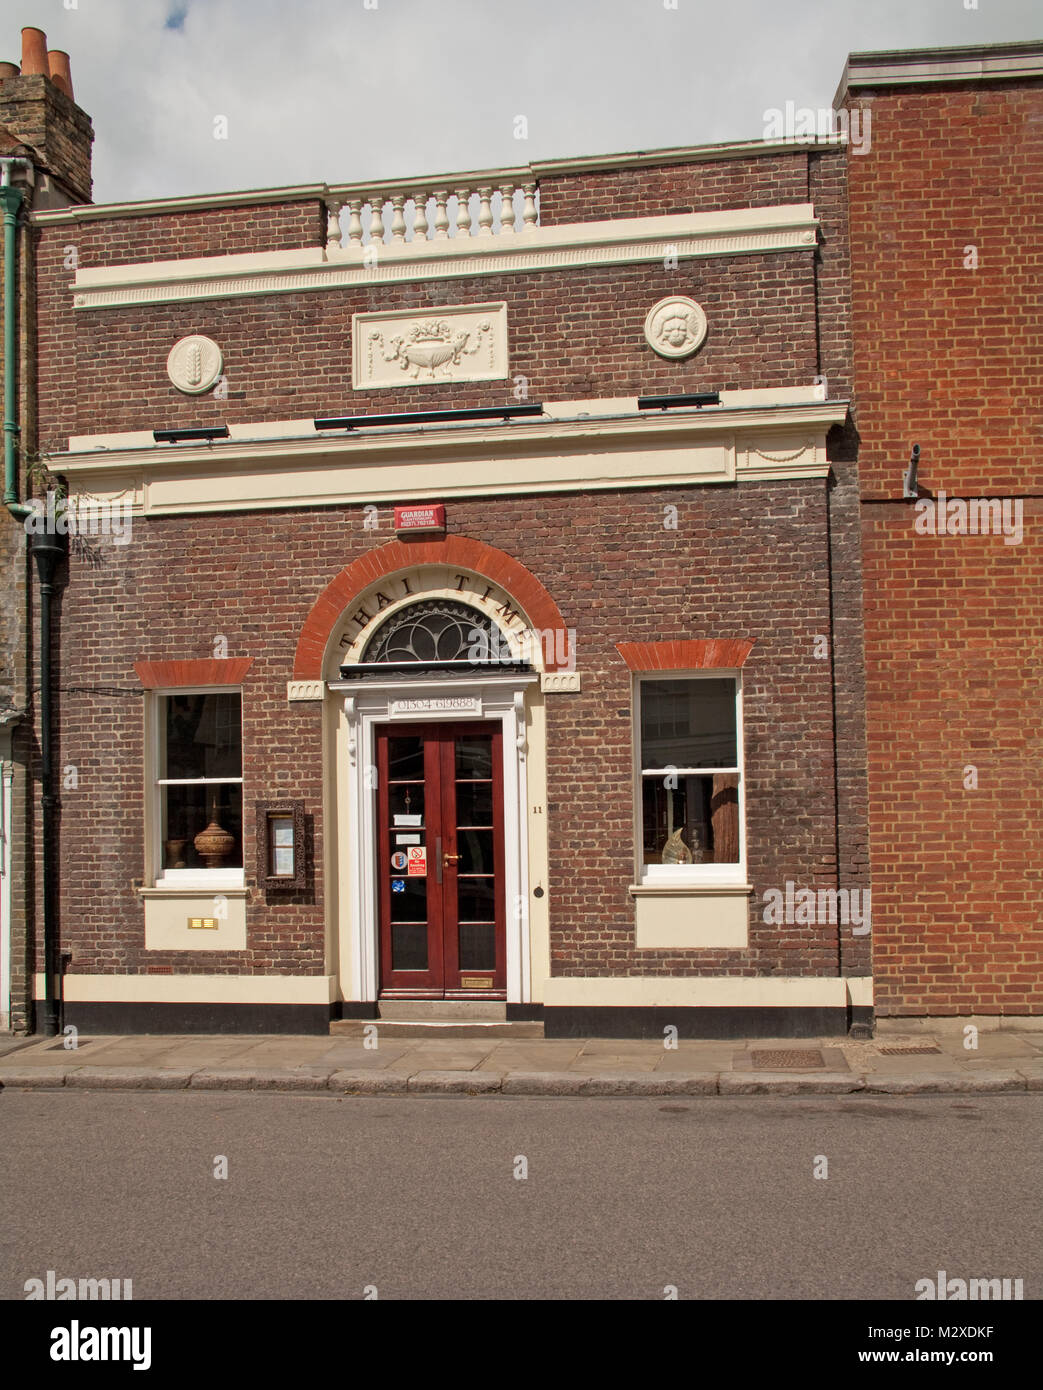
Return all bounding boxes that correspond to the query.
[193,790,234,868]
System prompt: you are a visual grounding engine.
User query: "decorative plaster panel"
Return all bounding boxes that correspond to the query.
[353,303,507,390]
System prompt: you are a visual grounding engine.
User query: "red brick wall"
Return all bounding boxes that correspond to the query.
[848,84,1043,498]
[846,80,1043,1014]
[861,510,1043,1014]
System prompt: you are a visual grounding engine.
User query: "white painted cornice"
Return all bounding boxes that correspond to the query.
[69,203,819,310]
[834,41,1043,107]
[530,136,844,175]
[47,391,848,518]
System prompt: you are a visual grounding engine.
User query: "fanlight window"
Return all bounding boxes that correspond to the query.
[359,600,525,668]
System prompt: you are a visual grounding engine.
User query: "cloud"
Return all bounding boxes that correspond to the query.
[0,0,1037,203]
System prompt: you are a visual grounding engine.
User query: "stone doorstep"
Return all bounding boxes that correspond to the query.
[331,1020,543,1039]
[376,1001,507,1021]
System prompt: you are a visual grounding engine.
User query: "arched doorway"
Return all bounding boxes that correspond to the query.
[325,577,549,1008]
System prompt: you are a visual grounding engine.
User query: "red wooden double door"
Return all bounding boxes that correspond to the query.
[376,721,506,997]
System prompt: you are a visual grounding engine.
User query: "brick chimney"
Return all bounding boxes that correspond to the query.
[0,27,93,205]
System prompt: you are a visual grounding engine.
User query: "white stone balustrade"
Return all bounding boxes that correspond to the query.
[325,171,539,251]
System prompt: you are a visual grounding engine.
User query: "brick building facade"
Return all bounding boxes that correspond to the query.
[6,34,1036,1037]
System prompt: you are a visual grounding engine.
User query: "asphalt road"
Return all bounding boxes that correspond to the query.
[0,1092,1039,1300]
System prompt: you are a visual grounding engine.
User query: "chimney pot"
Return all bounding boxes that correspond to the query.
[47,50,73,100]
[0,61,21,83]
[20,27,49,76]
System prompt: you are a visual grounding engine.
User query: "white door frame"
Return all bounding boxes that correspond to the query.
[329,673,537,1004]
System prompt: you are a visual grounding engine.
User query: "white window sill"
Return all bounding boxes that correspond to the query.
[142,870,246,896]
[629,881,752,898]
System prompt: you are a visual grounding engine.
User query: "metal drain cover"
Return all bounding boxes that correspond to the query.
[878,1045,942,1055]
[750,1048,826,1069]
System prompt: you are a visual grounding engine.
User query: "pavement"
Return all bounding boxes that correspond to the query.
[1,1019,1041,1096]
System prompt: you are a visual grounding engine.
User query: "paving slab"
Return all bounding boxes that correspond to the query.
[932,1034,1039,1057]
[862,1053,963,1073]
[383,1048,496,1073]
[312,1048,405,1069]
[225,1046,334,1069]
[0,1048,89,1067]
[61,1036,172,1054]
[127,1039,262,1061]
[568,1053,661,1072]
[655,1049,736,1071]
[477,1043,585,1068]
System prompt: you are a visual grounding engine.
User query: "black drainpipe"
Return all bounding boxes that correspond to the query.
[30,526,66,1036]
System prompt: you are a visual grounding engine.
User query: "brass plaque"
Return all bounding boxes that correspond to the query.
[188,917,218,930]
[460,976,492,989]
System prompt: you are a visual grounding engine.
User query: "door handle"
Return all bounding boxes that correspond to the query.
[443,852,460,865]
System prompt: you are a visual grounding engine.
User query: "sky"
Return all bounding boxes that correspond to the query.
[1,0,1039,204]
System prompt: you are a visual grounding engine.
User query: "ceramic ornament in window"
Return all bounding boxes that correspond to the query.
[661,825,693,864]
[194,788,235,868]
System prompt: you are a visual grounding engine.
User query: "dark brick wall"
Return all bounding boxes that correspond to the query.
[538,153,813,224]
[25,143,867,989]
[0,75,93,202]
[37,253,818,446]
[46,481,853,980]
